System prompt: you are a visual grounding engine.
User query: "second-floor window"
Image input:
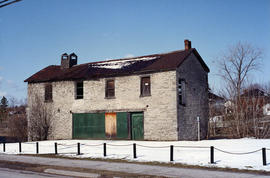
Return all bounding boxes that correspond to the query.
[141,76,151,96]
[178,79,186,106]
[45,84,52,102]
[76,81,83,99]
[105,79,115,98]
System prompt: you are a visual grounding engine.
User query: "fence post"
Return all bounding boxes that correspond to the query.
[77,143,81,155]
[133,143,137,159]
[3,142,5,152]
[36,142,39,154]
[262,148,267,166]
[170,145,174,162]
[54,142,58,154]
[210,146,214,164]
[19,142,21,153]
[103,143,106,157]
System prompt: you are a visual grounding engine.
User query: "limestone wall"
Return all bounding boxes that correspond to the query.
[27,70,178,141]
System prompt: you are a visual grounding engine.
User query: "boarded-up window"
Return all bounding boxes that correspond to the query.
[105,80,115,98]
[45,84,52,102]
[105,113,117,137]
[178,79,186,105]
[141,76,151,96]
[76,81,83,99]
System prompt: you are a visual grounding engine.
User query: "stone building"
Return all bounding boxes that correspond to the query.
[25,40,210,141]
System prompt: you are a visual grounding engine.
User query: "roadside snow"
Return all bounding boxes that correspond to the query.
[90,56,158,69]
[1,138,270,172]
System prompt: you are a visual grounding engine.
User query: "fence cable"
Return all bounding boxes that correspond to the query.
[136,144,170,148]
[58,143,77,146]
[58,144,77,150]
[58,145,76,150]
[215,147,261,155]
[174,145,210,149]
[81,143,103,147]
[58,152,77,154]
[106,143,133,147]
[22,142,36,145]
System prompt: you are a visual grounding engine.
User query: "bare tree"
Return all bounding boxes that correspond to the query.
[28,94,52,141]
[219,42,262,98]
[218,42,263,138]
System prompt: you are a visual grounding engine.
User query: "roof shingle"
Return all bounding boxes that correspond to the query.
[24,48,209,83]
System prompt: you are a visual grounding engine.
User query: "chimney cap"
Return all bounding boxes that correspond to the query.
[184,39,191,50]
[70,52,77,56]
[61,53,78,69]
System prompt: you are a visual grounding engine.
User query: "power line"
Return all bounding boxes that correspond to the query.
[0,0,22,8]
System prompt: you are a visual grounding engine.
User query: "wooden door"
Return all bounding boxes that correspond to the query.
[105,113,117,137]
[131,112,144,140]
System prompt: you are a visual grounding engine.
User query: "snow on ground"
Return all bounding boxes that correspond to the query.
[90,56,158,69]
[1,138,270,172]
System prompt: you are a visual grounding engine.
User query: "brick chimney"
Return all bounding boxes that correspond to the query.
[184,39,191,50]
[61,53,77,69]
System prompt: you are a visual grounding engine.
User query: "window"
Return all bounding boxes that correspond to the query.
[141,76,151,96]
[45,84,52,102]
[178,79,186,105]
[76,81,83,99]
[105,80,115,98]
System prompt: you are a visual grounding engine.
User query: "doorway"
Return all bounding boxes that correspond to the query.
[131,112,144,140]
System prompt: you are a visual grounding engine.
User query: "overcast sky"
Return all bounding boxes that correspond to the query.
[0,0,269,102]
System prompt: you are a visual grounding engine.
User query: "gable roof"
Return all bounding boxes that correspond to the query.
[24,48,209,83]
[209,92,225,102]
[241,88,270,101]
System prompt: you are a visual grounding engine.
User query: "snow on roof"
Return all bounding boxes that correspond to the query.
[89,56,159,69]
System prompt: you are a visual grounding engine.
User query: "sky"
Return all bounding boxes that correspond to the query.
[0,0,269,103]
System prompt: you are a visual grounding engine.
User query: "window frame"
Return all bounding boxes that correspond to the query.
[105,79,115,99]
[178,78,186,106]
[44,83,53,102]
[75,81,84,99]
[140,76,151,97]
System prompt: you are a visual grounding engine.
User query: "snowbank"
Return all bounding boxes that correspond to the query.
[1,138,270,172]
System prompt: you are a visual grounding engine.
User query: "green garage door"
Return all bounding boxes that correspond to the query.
[116,112,129,139]
[72,113,105,139]
[131,112,144,140]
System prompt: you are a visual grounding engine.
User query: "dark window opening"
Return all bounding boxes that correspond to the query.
[106,80,115,98]
[45,84,52,102]
[76,81,83,99]
[141,76,151,96]
[178,79,186,105]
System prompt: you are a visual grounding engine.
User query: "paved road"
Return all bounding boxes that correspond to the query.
[0,154,268,178]
[0,167,68,178]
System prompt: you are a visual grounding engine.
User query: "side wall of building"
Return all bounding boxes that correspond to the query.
[176,53,209,140]
[27,71,178,141]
